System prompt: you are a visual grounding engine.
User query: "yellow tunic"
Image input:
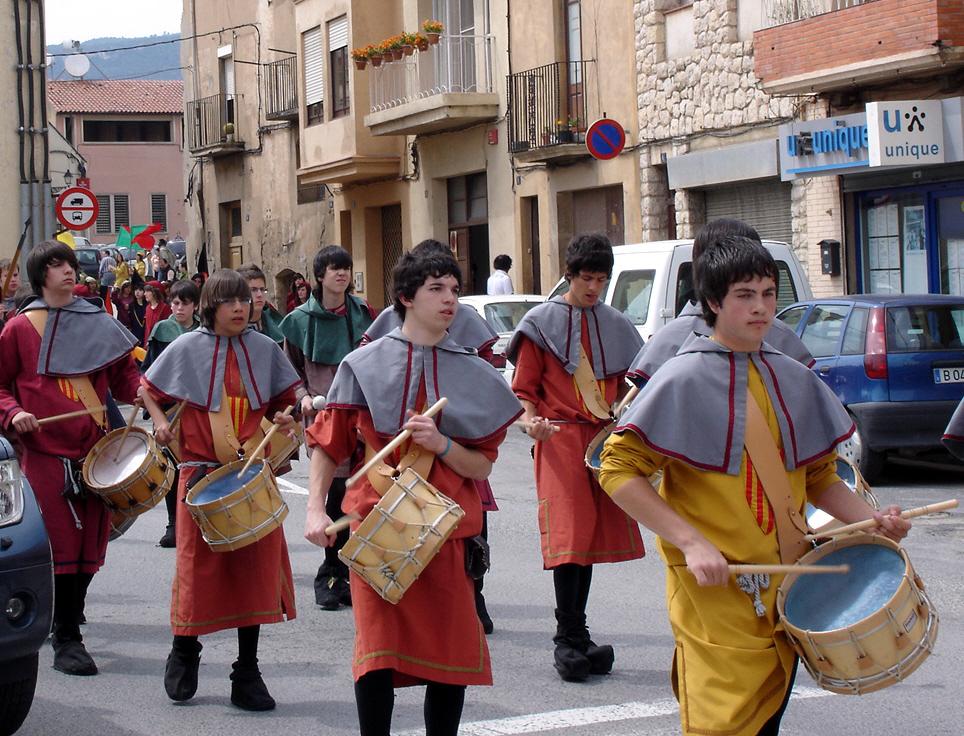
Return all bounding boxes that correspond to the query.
[599,364,839,736]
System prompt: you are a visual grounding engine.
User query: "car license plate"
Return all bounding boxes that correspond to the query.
[933,367,964,384]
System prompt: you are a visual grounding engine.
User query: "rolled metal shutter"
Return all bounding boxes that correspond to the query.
[704,180,793,244]
[328,16,349,51]
[303,26,324,106]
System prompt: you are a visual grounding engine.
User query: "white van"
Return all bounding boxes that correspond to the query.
[548,240,813,342]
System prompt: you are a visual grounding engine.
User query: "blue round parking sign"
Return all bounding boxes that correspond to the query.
[585,119,626,161]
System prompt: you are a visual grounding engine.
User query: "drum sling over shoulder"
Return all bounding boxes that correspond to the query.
[573,344,613,421]
[743,393,811,565]
[25,309,107,430]
[207,390,267,465]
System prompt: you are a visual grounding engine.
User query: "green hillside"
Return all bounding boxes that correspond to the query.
[47,33,182,81]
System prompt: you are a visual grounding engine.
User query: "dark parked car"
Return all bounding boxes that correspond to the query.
[0,435,52,735]
[777,294,964,481]
[73,247,101,280]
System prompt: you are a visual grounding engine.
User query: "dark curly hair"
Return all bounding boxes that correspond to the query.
[564,233,613,280]
[392,240,462,318]
[697,235,779,328]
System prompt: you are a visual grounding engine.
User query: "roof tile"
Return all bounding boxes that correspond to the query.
[47,80,184,115]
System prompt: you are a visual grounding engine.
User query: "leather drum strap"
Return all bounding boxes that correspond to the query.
[743,393,811,564]
[25,309,106,430]
[363,442,435,497]
[574,344,612,421]
[206,390,265,465]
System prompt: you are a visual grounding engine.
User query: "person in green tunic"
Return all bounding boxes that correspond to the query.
[280,245,375,609]
[238,263,285,344]
[143,279,200,548]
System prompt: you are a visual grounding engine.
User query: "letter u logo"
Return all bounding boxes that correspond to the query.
[883,109,901,133]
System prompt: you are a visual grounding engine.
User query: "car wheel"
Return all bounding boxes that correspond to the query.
[0,653,38,736]
[847,416,886,484]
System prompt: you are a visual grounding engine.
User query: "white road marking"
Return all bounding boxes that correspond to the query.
[397,687,830,736]
[277,476,309,495]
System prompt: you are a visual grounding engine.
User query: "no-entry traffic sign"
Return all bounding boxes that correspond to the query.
[585,118,626,161]
[55,186,99,231]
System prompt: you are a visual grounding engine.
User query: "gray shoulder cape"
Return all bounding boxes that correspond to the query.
[627,301,815,385]
[326,328,523,442]
[505,296,643,378]
[942,397,964,461]
[615,335,853,475]
[144,326,300,411]
[363,303,498,351]
[22,297,137,377]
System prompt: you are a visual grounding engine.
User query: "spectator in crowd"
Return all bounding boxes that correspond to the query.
[486,255,514,295]
[143,282,172,348]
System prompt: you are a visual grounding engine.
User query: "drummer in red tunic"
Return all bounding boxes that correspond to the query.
[0,240,142,676]
[506,233,644,682]
[141,269,300,711]
[304,247,522,736]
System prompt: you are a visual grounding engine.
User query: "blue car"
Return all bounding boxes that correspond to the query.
[776,294,964,482]
[0,435,53,736]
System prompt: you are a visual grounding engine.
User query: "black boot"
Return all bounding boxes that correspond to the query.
[158,524,176,548]
[552,609,591,682]
[230,660,276,711]
[475,587,493,635]
[52,574,97,676]
[164,636,202,701]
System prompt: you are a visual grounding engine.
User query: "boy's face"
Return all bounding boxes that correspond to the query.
[566,270,608,308]
[320,265,351,297]
[709,275,776,352]
[1,266,20,296]
[43,258,76,296]
[171,297,195,326]
[247,277,267,320]
[400,275,459,334]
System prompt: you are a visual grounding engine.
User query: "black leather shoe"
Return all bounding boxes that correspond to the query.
[230,662,276,711]
[553,643,590,682]
[158,525,176,548]
[335,577,352,607]
[585,642,615,675]
[315,576,341,610]
[52,639,97,676]
[164,642,202,701]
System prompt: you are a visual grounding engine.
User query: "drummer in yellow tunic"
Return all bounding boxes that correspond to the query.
[598,236,910,736]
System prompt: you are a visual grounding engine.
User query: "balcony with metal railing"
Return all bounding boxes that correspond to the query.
[186,93,244,156]
[507,60,595,164]
[363,34,500,137]
[264,55,298,121]
[754,0,964,94]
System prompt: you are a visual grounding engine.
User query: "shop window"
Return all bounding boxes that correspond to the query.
[937,194,964,296]
[860,192,927,294]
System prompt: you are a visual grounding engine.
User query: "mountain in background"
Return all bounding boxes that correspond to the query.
[46,33,182,81]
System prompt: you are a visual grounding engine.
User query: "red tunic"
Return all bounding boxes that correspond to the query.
[306,401,497,686]
[143,302,172,348]
[0,313,141,574]
[143,347,297,636]
[511,317,644,568]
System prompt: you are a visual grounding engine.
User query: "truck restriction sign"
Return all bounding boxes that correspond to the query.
[55,187,99,231]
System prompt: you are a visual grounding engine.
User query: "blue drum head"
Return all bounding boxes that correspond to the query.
[193,464,263,505]
[589,440,604,470]
[783,544,905,631]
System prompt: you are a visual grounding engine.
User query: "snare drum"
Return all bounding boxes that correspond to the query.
[585,423,661,488]
[260,417,302,473]
[806,457,880,536]
[339,468,465,604]
[108,509,136,541]
[776,533,938,695]
[185,460,288,552]
[83,427,174,517]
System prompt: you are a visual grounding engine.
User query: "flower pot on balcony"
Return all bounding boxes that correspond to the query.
[370,54,383,68]
[401,44,414,56]
[354,58,368,70]
[391,48,403,61]
[416,40,429,52]
[427,32,440,45]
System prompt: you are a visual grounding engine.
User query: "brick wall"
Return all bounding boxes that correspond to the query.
[754,0,964,85]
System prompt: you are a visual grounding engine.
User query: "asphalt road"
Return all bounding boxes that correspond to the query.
[17,432,964,736]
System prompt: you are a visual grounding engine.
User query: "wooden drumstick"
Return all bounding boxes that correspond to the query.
[37,405,108,426]
[803,499,959,541]
[324,514,360,536]
[168,400,187,428]
[237,405,295,479]
[112,404,142,462]
[346,397,448,488]
[726,564,850,575]
[614,385,639,417]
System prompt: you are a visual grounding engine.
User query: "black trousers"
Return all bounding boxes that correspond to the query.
[354,669,466,736]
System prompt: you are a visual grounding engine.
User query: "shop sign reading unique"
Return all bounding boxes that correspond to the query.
[867,100,945,167]
[777,112,870,181]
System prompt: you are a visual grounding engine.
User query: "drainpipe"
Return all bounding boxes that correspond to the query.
[37,0,52,240]
[15,0,30,268]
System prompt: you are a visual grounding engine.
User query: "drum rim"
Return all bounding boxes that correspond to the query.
[584,423,615,471]
[185,459,272,509]
[83,426,157,490]
[777,533,913,633]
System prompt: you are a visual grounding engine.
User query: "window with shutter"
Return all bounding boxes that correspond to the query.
[151,194,168,232]
[113,195,130,231]
[95,195,111,234]
[303,26,325,125]
[329,16,350,119]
